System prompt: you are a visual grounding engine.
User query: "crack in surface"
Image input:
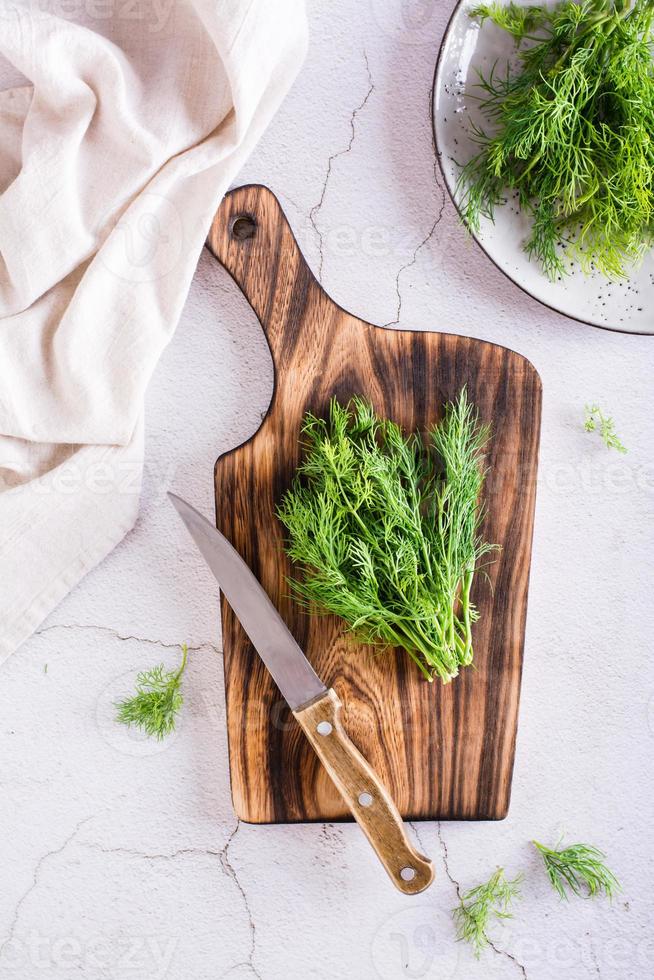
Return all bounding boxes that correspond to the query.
[219,821,260,980]
[35,622,221,656]
[409,821,428,857]
[0,815,93,956]
[437,821,462,900]
[84,842,224,862]
[84,822,260,980]
[437,823,528,979]
[385,184,446,327]
[487,938,529,979]
[309,50,374,281]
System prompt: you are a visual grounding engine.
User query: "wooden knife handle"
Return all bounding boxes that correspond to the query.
[293,689,434,894]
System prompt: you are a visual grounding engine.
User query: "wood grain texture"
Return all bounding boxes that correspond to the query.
[294,689,434,893]
[206,184,542,823]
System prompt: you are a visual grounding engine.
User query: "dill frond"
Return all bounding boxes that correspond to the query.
[115,644,188,740]
[471,2,551,40]
[277,390,496,683]
[533,839,621,899]
[458,0,654,279]
[584,404,628,452]
[453,868,523,957]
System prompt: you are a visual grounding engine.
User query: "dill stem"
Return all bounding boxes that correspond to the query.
[175,643,188,681]
[461,569,474,663]
[517,152,543,183]
[407,470,434,578]
[447,603,456,654]
[401,619,458,682]
[404,645,437,682]
[386,624,436,681]
[413,615,457,669]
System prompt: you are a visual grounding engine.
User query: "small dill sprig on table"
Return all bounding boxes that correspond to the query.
[453,868,523,956]
[277,389,496,683]
[532,839,621,898]
[457,0,654,279]
[115,643,188,740]
[584,404,628,452]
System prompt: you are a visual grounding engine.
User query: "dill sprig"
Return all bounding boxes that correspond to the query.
[458,0,654,279]
[277,389,496,683]
[584,403,628,452]
[453,868,523,957]
[115,644,188,740]
[533,839,621,899]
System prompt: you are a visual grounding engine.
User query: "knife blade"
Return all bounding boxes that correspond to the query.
[168,493,326,711]
[169,492,434,895]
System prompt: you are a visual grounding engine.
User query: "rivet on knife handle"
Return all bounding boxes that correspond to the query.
[294,689,434,895]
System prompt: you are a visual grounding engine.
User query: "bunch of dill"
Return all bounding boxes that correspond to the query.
[458,0,654,279]
[277,389,496,683]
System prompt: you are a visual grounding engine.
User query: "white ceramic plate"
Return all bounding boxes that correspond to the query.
[433,0,654,334]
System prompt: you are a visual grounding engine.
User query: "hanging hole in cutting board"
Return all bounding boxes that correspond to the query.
[230,214,257,241]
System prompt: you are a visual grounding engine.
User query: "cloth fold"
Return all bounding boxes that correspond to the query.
[0,0,307,660]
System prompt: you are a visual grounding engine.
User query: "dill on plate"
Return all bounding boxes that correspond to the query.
[457,0,654,279]
[277,390,496,683]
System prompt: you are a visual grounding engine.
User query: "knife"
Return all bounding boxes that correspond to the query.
[168,493,434,894]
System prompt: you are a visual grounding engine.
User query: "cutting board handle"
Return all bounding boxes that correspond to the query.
[207,184,321,364]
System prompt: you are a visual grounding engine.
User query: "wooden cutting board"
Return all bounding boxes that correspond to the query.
[206,184,541,823]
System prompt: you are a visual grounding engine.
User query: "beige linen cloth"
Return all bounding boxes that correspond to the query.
[0,0,307,660]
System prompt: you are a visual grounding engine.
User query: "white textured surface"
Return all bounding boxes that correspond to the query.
[2,3,654,978]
